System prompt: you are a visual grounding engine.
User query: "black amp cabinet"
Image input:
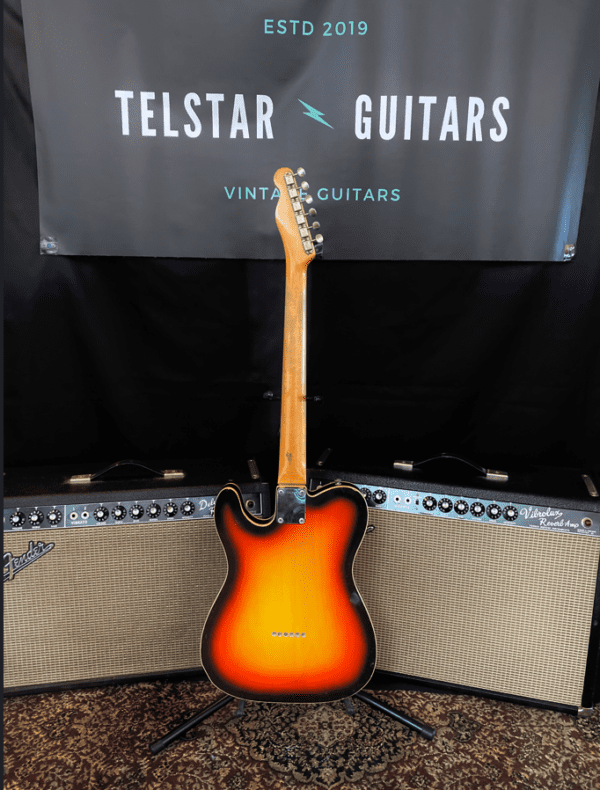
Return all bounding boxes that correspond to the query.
[4,459,270,695]
[310,459,600,716]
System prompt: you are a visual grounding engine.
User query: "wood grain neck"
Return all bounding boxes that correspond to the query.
[273,167,316,488]
[277,256,308,486]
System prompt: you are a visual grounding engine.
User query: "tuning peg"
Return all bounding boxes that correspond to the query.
[313,233,324,244]
[300,181,309,190]
[304,194,313,204]
[294,168,306,177]
[309,221,320,230]
[308,207,317,216]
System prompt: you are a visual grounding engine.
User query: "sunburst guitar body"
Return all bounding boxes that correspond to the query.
[201,482,376,703]
[201,166,376,702]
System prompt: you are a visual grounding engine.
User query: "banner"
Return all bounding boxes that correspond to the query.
[22,0,600,260]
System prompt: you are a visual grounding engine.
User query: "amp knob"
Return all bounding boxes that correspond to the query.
[181,501,195,516]
[47,509,62,525]
[29,509,44,526]
[438,498,453,513]
[130,504,144,520]
[503,505,518,521]
[94,507,109,522]
[470,502,485,517]
[165,502,178,517]
[423,496,437,511]
[454,500,469,516]
[359,487,372,503]
[487,503,502,520]
[112,505,127,521]
[148,503,161,518]
[372,489,387,505]
[9,512,25,527]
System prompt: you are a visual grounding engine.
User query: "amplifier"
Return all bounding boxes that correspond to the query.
[309,459,600,715]
[3,460,270,695]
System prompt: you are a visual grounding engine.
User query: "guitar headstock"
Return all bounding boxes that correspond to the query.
[273,167,323,268]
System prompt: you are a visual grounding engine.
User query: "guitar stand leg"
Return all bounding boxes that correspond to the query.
[149,694,235,755]
[148,690,435,754]
[353,691,436,740]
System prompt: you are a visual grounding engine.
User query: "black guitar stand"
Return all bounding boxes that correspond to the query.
[149,689,435,754]
[149,451,435,754]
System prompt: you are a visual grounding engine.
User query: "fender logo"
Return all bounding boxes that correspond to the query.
[4,541,55,583]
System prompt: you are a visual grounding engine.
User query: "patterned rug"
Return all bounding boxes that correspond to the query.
[4,679,600,790]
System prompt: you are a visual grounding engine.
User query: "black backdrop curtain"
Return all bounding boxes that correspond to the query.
[4,0,600,482]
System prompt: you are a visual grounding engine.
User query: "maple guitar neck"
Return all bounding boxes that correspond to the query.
[273,167,321,489]
[277,245,309,486]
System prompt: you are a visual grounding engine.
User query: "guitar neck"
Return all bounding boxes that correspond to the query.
[273,167,319,489]
[277,257,308,487]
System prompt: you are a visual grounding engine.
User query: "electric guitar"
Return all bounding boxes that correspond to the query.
[200,167,376,703]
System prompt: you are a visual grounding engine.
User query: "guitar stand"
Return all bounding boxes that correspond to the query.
[149,690,435,755]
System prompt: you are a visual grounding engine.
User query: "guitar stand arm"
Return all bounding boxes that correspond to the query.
[354,691,436,740]
[149,694,235,755]
[149,690,435,755]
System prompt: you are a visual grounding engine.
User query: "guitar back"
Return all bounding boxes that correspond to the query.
[201,483,376,703]
[200,166,376,702]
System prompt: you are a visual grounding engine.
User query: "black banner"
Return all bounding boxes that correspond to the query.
[22,0,600,260]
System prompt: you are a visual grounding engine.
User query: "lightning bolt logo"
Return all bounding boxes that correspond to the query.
[298,100,334,129]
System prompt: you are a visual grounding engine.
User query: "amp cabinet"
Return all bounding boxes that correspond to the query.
[4,459,270,694]
[310,460,600,715]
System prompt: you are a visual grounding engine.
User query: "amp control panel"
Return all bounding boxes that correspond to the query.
[4,493,263,533]
[309,478,598,538]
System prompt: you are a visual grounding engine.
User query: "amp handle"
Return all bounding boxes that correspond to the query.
[68,459,185,485]
[393,453,509,483]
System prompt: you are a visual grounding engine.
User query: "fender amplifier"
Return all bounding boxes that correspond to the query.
[3,459,270,695]
[309,459,600,715]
